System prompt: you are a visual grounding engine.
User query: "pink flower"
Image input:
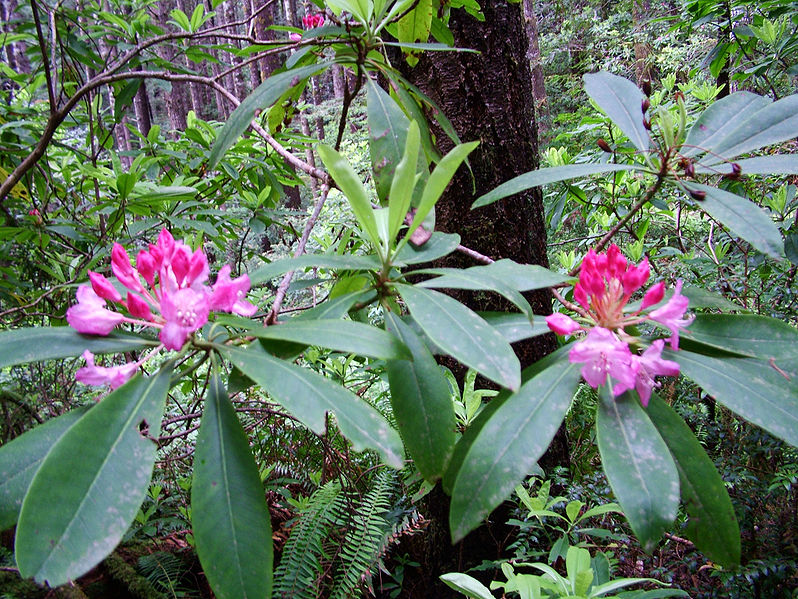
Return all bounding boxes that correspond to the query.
[632,340,680,406]
[641,281,665,310]
[66,286,126,335]
[289,32,302,41]
[88,271,122,303]
[209,265,257,316]
[111,243,143,293]
[302,14,324,28]
[546,312,581,336]
[160,287,210,350]
[648,280,695,350]
[75,350,138,389]
[568,327,637,395]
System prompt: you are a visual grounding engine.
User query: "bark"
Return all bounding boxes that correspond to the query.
[632,0,656,84]
[132,80,152,137]
[250,0,282,85]
[204,0,229,119]
[397,3,562,595]
[522,0,549,135]
[154,0,190,132]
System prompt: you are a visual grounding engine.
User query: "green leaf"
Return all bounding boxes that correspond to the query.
[0,407,90,531]
[682,92,770,158]
[192,371,273,599]
[388,121,421,239]
[596,390,679,552]
[646,395,740,567]
[405,141,479,241]
[439,573,496,599]
[685,183,783,259]
[700,93,798,165]
[384,311,456,482]
[672,349,798,448]
[682,314,798,360]
[694,154,798,176]
[245,319,411,360]
[396,0,432,65]
[395,284,520,390]
[415,267,534,317]
[318,144,381,249]
[248,254,380,287]
[472,164,637,209]
[219,344,404,467]
[583,72,651,153]
[416,260,570,291]
[15,365,173,586]
[0,328,158,368]
[367,77,411,203]
[479,312,551,344]
[209,62,330,168]
[392,231,460,265]
[449,360,581,542]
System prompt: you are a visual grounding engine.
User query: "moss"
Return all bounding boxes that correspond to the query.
[102,553,167,599]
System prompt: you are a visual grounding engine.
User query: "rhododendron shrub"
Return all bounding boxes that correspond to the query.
[66,229,257,387]
[545,244,691,405]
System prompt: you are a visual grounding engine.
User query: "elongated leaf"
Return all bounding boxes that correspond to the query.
[220,344,404,467]
[392,231,459,265]
[415,260,570,292]
[245,319,410,360]
[416,268,533,317]
[449,359,580,542]
[694,154,798,175]
[646,395,740,566]
[0,407,89,531]
[439,573,496,599]
[396,284,520,390]
[596,390,679,552]
[192,372,273,599]
[683,92,770,158]
[388,121,421,239]
[367,77,411,203]
[685,183,783,259]
[16,365,173,586]
[406,141,479,240]
[479,312,551,343]
[293,289,375,321]
[583,72,650,152]
[318,144,381,248]
[0,328,157,368]
[701,94,798,164]
[209,62,330,167]
[672,349,798,448]
[384,311,456,481]
[682,314,798,360]
[248,254,380,287]
[472,164,637,209]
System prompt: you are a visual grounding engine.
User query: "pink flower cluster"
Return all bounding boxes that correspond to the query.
[67,229,257,388]
[546,245,694,405]
[289,13,324,41]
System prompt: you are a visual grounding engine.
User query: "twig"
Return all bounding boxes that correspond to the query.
[267,184,332,323]
[456,244,494,264]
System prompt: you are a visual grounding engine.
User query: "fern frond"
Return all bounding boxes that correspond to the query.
[329,470,395,599]
[274,480,344,599]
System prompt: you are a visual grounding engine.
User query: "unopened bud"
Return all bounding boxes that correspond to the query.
[722,163,742,180]
[642,79,652,97]
[689,189,706,201]
[682,160,695,178]
[674,91,684,102]
[642,98,650,113]
[597,138,612,153]
[643,118,652,130]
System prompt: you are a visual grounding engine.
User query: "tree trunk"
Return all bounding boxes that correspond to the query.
[522,0,549,135]
[132,80,152,137]
[397,3,563,595]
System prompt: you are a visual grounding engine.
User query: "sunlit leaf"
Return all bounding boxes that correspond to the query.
[682,314,798,360]
[583,71,651,152]
[682,92,770,158]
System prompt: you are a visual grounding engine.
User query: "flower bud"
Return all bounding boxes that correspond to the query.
[597,138,612,153]
[641,281,665,309]
[546,313,581,336]
[641,98,650,113]
[88,271,122,303]
[641,79,652,97]
[689,189,706,202]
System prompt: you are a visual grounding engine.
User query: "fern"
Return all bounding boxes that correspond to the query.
[136,551,191,598]
[274,480,344,599]
[329,470,395,599]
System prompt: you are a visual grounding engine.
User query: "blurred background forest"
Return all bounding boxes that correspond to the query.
[1,0,797,597]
